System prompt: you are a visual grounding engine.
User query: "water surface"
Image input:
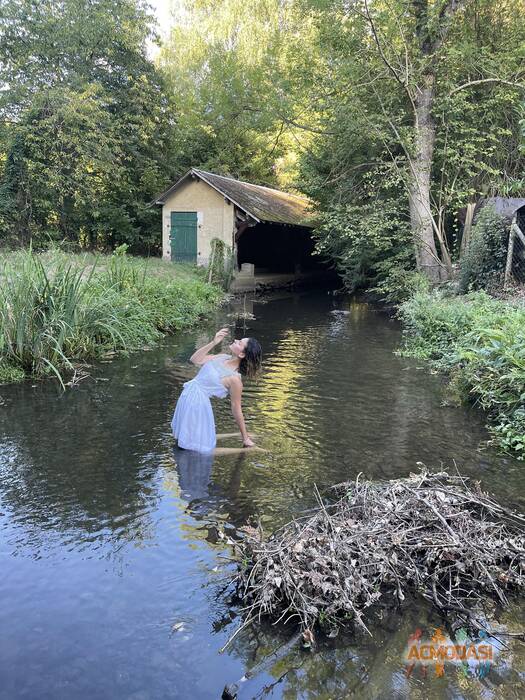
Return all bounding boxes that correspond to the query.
[1,292,524,699]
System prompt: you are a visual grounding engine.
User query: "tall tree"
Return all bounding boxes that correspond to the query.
[159,0,314,187]
[159,0,525,282]
[0,0,174,251]
[296,0,525,282]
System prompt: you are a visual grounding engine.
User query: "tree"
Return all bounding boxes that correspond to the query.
[159,0,313,188]
[160,0,525,284]
[295,0,525,283]
[0,0,174,251]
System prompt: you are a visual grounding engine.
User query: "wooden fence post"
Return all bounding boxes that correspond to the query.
[504,216,517,286]
[460,202,476,257]
[208,240,216,285]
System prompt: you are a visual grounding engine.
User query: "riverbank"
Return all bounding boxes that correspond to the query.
[0,249,223,385]
[2,291,523,698]
[399,290,525,458]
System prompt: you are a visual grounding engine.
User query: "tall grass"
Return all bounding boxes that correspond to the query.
[0,250,222,386]
[399,291,525,458]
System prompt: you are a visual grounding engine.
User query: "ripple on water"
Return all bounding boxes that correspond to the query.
[0,292,524,699]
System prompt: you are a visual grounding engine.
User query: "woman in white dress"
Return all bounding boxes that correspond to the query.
[171,328,262,453]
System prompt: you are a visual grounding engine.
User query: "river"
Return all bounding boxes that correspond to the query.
[0,291,523,699]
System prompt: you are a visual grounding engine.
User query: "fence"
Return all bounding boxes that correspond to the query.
[504,218,525,286]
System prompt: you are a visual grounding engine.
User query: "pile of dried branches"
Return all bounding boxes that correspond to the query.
[235,471,525,637]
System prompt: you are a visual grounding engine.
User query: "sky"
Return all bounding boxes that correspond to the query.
[148,0,173,39]
[145,0,174,58]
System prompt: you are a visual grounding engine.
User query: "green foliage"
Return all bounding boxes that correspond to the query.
[0,250,222,385]
[399,291,525,458]
[1,0,524,274]
[159,0,313,188]
[373,269,431,305]
[0,361,26,384]
[297,0,525,286]
[103,246,144,292]
[136,275,222,332]
[208,238,234,289]
[0,0,174,252]
[314,194,413,293]
[459,206,508,292]
[0,251,94,379]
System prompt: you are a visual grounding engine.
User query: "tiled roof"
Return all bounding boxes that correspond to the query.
[155,168,315,228]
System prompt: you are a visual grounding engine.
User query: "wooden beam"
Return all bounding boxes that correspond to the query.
[511,221,525,247]
[505,215,517,286]
[234,217,256,242]
[460,202,476,256]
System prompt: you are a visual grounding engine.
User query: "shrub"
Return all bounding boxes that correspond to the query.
[399,290,525,458]
[459,206,508,292]
[373,269,430,305]
[314,199,414,293]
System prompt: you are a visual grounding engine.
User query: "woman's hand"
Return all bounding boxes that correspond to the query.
[213,328,229,345]
[243,436,255,448]
[190,328,230,365]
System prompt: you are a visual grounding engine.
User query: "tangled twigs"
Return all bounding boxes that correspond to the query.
[234,470,525,639]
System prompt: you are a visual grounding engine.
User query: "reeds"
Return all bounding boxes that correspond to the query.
[0,249,222,385]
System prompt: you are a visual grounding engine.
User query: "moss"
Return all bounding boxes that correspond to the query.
[0,362,26,384]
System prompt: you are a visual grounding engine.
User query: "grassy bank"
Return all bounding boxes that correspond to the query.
[0,249,223,386]
[399,291,525,458]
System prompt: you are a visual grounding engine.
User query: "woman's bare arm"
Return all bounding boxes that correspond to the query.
[190,328,228,365]
[229,377,254,447]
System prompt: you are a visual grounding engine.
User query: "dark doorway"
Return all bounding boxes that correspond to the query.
[236,222,323,273]
[517,205,525,232]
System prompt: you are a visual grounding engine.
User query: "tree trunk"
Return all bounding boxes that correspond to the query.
[408,74,447,283]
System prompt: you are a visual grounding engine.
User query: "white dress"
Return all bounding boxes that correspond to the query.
[171,355,240,452]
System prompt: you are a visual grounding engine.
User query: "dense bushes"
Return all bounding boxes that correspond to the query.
[399,291,525,457]
[313,199,415,298]
[459,206,508,292]
[0,250,222,385]
[0,1,174,253]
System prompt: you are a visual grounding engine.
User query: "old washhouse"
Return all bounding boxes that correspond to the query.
[155,169,326,290]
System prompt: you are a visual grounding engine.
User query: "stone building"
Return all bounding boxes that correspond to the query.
[154,169,320,284]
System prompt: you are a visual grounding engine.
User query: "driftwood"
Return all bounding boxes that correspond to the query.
[232,470,525,641]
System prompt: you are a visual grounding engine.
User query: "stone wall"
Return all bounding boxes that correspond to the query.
[161,179,235,266]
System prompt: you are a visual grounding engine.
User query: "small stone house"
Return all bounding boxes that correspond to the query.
[154,169,316,272]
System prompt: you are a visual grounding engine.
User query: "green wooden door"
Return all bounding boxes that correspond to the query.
[170,212,197,263]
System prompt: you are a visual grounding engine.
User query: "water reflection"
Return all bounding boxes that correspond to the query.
[0,291,524,699]
[175,448,215,504]
[173,447,246,523]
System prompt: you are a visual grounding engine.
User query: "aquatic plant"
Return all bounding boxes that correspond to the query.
[399,291,525,458]
[0,250,223,385]
[0,251,90,382]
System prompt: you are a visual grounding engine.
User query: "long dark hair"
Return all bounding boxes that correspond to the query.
[239,338,262,379]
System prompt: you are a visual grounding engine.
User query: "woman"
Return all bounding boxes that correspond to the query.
[171,328,262,452]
